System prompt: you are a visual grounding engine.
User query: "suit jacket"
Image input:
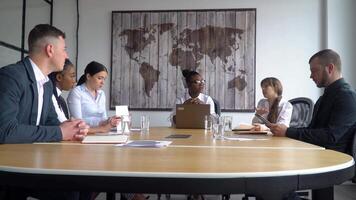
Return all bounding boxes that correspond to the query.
[0,57,62,143]
[286,78,356,152]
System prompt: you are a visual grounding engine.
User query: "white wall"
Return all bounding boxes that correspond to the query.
[51,0,350,127]
[327,0,356,88]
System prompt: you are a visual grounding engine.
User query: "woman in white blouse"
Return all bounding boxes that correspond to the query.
[252,77,293,131]
[171,69,215,125]
[67,61,119,134]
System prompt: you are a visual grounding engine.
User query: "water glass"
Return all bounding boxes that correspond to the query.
[212,116,225,140]
[140,115,150,133]
[120,115,131,135]
[224,116,233,131]
[204,115,212,130]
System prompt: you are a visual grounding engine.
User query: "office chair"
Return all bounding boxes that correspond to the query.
[212,98,221,116]
[242,98,315,200]
[288,97,315,199]
[289,97,314,128]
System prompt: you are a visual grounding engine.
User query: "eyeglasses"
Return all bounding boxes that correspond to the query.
[191,80,206,85]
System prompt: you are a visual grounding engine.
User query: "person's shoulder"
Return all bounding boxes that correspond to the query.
[200,93,213,102]
[200,93,210,99]
[0,61,26,76]
[68,85,83,96]
[0,61,28,87]
[337,80,356,96]
[279,98,293,108]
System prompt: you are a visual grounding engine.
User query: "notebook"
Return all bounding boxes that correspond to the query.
[82,135,128,144]
[175,104,210,129]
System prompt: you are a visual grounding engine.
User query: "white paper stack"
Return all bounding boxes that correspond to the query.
[116,140,172,148]
[82,135,129,144]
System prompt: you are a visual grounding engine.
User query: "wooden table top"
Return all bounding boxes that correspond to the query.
[128,127,324,150]
[0,127,352,178]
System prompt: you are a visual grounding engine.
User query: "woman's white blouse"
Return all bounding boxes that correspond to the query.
[252,98,293,126]
[51,88,67,123]
[67,84,107,127]
[171,92,216,116]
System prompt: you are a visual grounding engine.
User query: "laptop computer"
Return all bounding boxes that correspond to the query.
[175,104,210,129]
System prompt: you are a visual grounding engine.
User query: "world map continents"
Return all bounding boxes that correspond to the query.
[111,10,256,111]
[119,24,247,96]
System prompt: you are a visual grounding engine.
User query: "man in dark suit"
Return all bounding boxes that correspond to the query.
[270,49,356,153]
[0,24,89,199]
[0,24,88,143]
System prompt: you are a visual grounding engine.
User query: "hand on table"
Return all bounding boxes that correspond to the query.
[269,123,287,137]
[60,118,89,141]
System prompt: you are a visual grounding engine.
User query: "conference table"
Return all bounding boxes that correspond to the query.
[0,127,354,200]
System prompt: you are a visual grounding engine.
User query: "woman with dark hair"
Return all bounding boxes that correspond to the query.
[171,69,215,124]
[67,61,119,134]
[49,59,76,122]
[252,77,293,131]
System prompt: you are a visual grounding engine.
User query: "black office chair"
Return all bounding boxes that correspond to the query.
[242,98,315,200]
[212,98,221,116]
[287,97,315,199]
[289,97,314,128]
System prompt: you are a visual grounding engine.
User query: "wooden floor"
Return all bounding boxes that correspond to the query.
[93,181,356,200]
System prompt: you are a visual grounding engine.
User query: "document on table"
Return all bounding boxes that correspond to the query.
[82,135,128,144]
[223,135,269,141]
[116,140,172,148]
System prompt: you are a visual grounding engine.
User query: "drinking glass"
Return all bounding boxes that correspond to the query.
[204,115,212,130]
[224,116,233,131]
[141,115,150,133]
[212,116,225,140]
[120,115,131,135]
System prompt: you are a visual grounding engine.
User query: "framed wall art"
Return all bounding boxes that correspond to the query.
[110,9,256,111]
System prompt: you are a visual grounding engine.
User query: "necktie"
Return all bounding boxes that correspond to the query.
[58,95,69,119]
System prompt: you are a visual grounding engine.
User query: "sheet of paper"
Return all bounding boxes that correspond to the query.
[116,140,172,148]
[232,123,254,131]
[115,105,129,132]
[82,135,128,144]
[115,105,129,116]
[223,135,269,141]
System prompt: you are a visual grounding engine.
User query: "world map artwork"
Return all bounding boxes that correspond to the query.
[111,10,256,111]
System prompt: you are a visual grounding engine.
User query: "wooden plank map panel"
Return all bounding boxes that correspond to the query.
[111,9,256,111]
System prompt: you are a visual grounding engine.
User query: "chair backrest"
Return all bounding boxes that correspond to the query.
[212,98,221,116]
[288,97,314,128]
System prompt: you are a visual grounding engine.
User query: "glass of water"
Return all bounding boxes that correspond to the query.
[141,115,150,133]
[120,115,131,135]
[224,116,233,131]
[212,116,225,140]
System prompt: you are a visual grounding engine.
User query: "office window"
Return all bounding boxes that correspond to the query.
[0,0,52,68]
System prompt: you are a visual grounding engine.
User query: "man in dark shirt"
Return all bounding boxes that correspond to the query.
[270,49,356,153]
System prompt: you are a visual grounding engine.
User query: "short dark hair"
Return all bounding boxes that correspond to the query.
[28,24,66,52]
[309,49,341,72]
[77,61,108,85]
[48,59,74,84]
[182,69,200,85]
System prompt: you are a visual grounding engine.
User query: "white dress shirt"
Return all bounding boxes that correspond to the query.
[171,92,216,116]
[29,59,49,126]
[252,98,293,126]
[52,88,68,122]
[67,84,107,127]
